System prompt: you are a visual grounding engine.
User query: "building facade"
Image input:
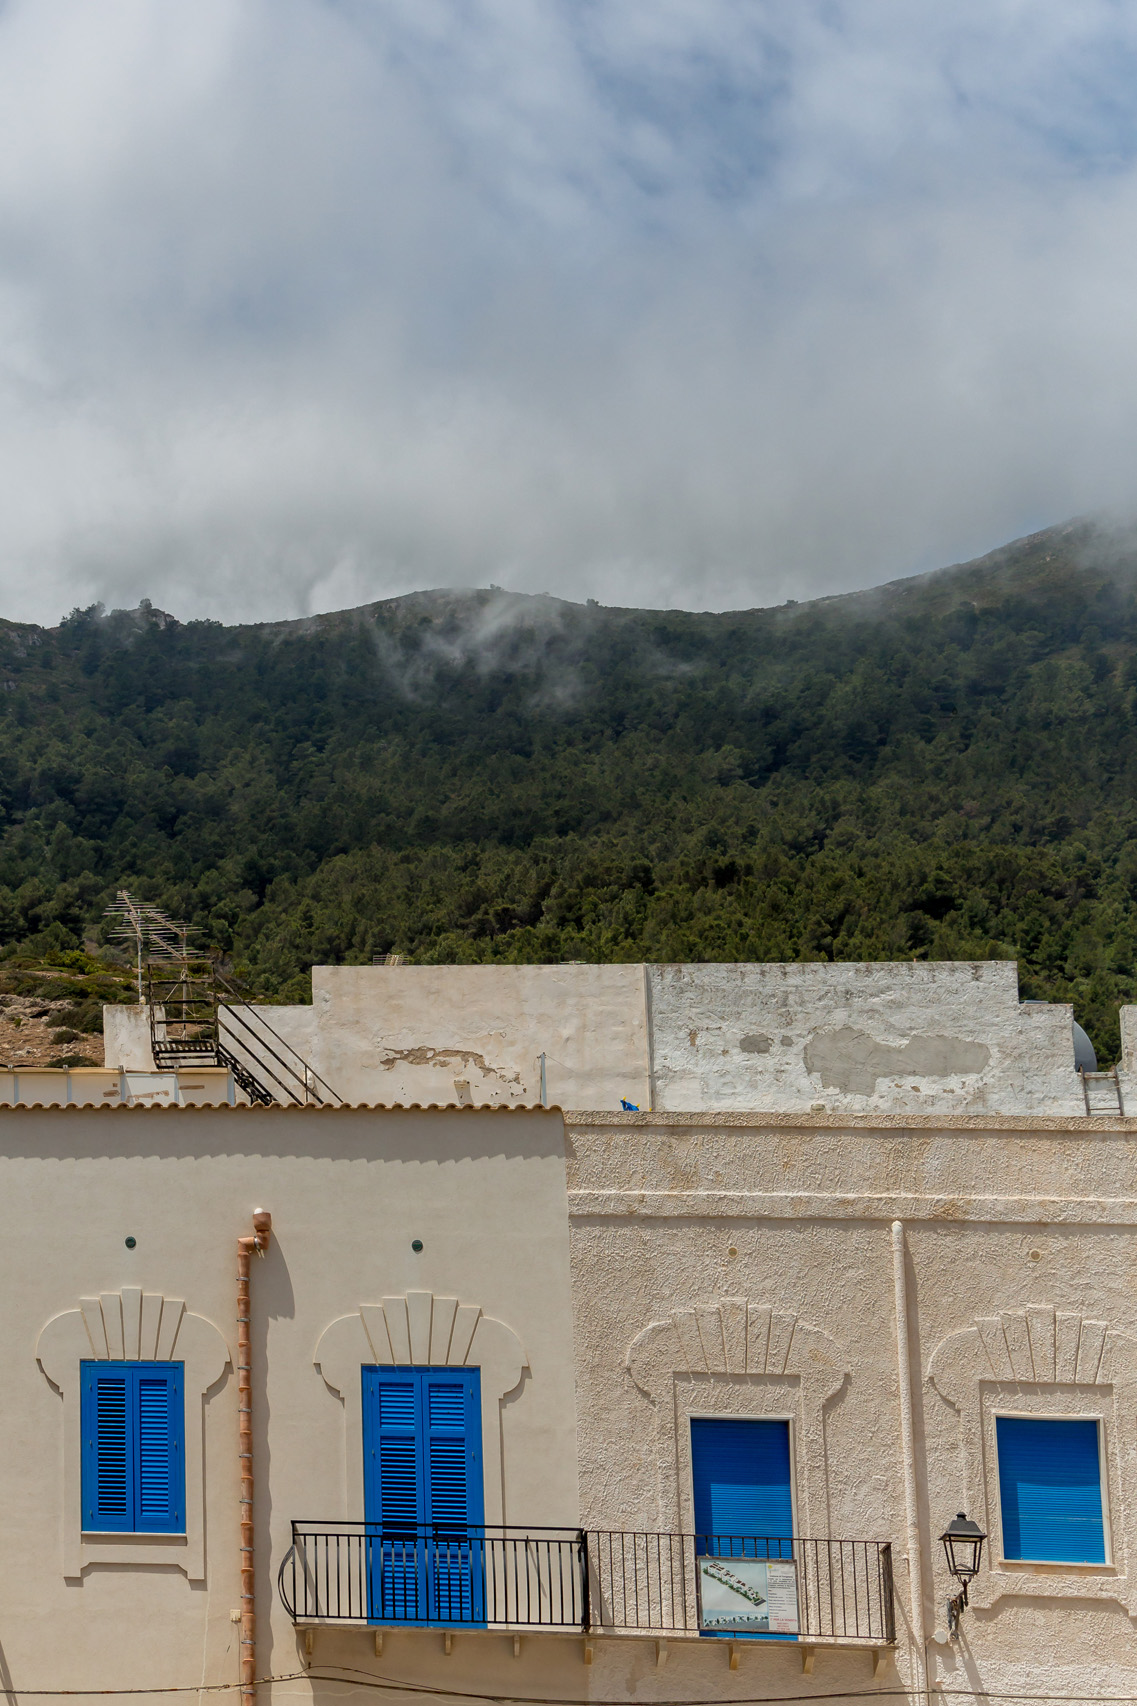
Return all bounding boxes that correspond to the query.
[0,1081,1134,1703]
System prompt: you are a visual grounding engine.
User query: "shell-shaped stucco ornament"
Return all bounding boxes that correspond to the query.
[928,1305,1137,1406]
[627,1298,844,1402]
[313,1290,528,1528]
[35,1289,230,1583]
[316,1290,526,1400]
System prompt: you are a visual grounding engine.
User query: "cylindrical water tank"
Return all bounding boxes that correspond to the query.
[1073,1020,1097,1074]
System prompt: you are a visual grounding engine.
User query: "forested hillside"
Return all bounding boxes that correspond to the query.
[1,517,1136,1057]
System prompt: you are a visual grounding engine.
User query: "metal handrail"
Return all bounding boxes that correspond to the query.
[278,1524,895,1643]
[279,1524,588,1631]
[214,972,343,1107]
[217,1007,311,1106]
[145,959,343,1107]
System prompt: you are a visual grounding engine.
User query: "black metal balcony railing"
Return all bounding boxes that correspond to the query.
[278,1525,895,1645]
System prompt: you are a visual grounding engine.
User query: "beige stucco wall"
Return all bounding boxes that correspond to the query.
[566,1108,1137,1703]
[0,1104,577,1700]
[0,1066,239,1106]
[300,963,652,1110]
[0,1096,1135,1702]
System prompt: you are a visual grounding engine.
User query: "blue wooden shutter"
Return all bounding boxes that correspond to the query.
[81,1362,184,1534]
[691,1417,794,1558]
[996,1416,1106,1563]
[135,1367,185,1533]
[422,1373,482,1530]
[364,1371,427,1621]
[362,1366,484,1626]
[422,1372,483,1624]
[365,1374,422,1530]
[82,1366,131,1531]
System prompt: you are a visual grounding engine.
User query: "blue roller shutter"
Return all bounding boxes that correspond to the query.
[691,1417,794,1558]
[81,1362,185,1534]
[996,1416,1106,1563]
[362,1367,484,1625]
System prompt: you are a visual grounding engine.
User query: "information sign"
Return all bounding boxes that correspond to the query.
[696,1556,800,1635]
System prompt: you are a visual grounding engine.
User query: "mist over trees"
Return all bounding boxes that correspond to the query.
[0,520,1135,1058]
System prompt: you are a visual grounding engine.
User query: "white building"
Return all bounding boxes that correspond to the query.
[0,960,1130,1703]
[101,958,1123,1115]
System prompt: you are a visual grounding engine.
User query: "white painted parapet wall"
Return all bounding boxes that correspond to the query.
[105,959,1097,1115]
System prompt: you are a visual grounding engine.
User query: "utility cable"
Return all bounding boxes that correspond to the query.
[7,1670,1137,1706]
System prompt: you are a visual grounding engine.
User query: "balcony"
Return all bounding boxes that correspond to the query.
[278,1525,895,1646]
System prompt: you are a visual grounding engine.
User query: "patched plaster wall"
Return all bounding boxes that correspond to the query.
[103,960,1089,1117]
[302,963,651,1109]
[566,1109,1137,1703]
[647,961,1083,1115]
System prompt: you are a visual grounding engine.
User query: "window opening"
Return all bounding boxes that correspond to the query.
[690,1416,795,1638]
[80,1361,185,1534]
[996,1415,1106,1564]
[362,1366,484,1626]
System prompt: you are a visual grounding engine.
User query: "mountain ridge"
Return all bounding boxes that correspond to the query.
[0,513,1135,1060]
[8,514,1119,638]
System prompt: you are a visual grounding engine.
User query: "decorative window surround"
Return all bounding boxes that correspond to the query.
[928,1306,1137,1615]
[36,1290,230,1582]
[315,1290,527,1525]
[626,1299,847,1536]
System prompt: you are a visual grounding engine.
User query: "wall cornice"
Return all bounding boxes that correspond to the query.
[565,1111,1137,1130]
[569,1189,1137,1224]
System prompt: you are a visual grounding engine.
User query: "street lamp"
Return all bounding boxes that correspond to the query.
[940,1512,986,1636]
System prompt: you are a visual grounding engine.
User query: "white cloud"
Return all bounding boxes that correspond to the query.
[0,0,1136,622]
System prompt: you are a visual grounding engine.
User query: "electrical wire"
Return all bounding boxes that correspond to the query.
[303,1673,1137,1706]
[0,1679,309,1699]
[7,1668,1137,1706]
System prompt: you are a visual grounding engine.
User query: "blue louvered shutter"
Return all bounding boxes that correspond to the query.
[996,1417,1106,1563]
[365,1374,422,1530]
[422,1372,483,1624]
[423,1374,481,1531]
[691,1418,794,1560]
[362,1366,484,1625]
[81,1362,185,1534]
[364,1372,426,1621]
[82,1367,131,1531]
[135,1367,185,1532]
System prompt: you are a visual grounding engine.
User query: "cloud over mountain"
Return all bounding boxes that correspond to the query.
[2,0,1137,621]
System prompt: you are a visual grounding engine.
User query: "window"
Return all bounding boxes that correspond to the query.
[996,1415,1106,1564]
[361,1366,484,1625]
[80,1362,185,1534]
[690,1416,796,1641]
[690,1416,794,1554]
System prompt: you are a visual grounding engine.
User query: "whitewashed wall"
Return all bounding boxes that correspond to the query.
[0,1104,577,1700]
[106,959,1089,1116]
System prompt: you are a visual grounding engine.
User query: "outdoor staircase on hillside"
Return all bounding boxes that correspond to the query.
[146,963,342,1107]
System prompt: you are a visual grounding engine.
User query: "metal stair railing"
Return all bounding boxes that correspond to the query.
[146,962,342,1108]
[216,1000,342,1107]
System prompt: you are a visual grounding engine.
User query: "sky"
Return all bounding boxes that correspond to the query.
[2,0,1137,625]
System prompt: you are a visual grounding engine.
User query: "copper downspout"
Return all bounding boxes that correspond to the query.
[238,1209,272,1706]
